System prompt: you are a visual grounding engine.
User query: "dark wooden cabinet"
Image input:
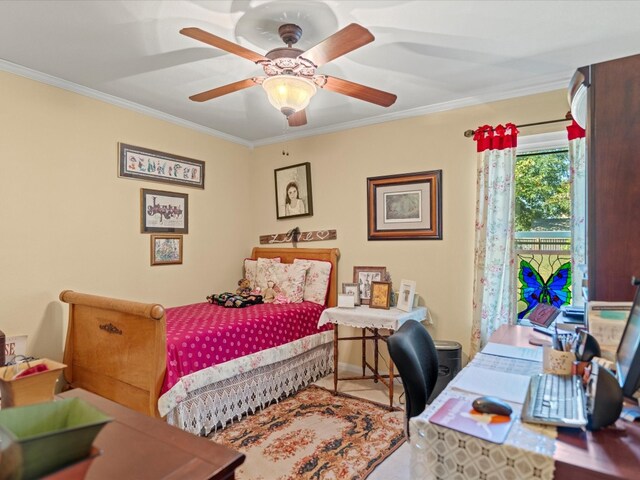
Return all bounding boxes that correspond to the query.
[58,389,245,480]
[577,53,640,301]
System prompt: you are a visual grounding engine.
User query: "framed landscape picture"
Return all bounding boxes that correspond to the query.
[367,170,442,240]
[274,162,313,220]
[140,188,188,234]
[353,266,387,305]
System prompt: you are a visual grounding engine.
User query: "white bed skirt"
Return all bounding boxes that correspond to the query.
[165,341,333,435]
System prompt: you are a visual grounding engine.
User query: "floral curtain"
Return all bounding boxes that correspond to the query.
[470,124,519,356]
[567,120,586,306]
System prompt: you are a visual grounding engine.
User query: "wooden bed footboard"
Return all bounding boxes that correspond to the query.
[59,247,340,419]
[59,290,166,417]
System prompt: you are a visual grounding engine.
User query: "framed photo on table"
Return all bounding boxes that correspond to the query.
[397,279,417,312]
[367,170,442,240]
[353,266,387,305]
[342,282,361,306]
[370,281,392,309]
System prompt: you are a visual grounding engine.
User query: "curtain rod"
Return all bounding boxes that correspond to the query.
[463,112,573,138]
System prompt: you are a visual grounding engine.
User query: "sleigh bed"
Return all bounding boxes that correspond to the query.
[59,247,339,435]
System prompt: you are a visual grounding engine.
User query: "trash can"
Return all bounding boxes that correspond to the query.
[428,340,462,403]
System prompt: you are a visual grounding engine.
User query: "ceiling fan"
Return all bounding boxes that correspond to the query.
[180,22,397,127]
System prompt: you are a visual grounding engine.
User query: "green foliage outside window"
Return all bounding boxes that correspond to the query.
[515,150,570,231]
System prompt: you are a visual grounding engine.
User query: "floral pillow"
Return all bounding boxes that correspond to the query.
[270,262,309,303]
[293,259,332,305]
[245,257,280,290]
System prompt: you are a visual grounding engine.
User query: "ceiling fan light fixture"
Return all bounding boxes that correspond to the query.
[262,75,316,117]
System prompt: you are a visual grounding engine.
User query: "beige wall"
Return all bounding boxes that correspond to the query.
[250,89,569,366]
[1,69,569,367]
[0,71,253,361]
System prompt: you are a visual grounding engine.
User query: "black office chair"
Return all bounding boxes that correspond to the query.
[387,319,438,436]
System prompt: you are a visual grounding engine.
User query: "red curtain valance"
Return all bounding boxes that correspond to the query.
[473,123,519,152]
[566,119,586,140]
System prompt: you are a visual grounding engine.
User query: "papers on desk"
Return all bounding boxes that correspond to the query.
[482,342,543,362]
[449,365,531,404]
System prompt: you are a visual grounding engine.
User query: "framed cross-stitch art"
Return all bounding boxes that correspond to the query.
[151,235,183,265]
[140,189,188,234]
[119,143,205,189]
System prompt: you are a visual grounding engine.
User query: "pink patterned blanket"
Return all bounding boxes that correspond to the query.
[161,301,330,394]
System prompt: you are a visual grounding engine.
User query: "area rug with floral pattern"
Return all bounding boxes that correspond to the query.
[208,385,405,480]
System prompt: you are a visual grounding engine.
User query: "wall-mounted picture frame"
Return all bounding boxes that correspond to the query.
[342,282,361,306]
[141,188,188,234]
[151,234,183,265]
[353,266,387,305]
[119,143,205,189]
[397,279,417,312]
[367,170,442,240]
[370,281,392,309]
[274,162,313,219]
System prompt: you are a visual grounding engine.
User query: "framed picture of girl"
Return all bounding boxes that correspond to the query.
[274,162,313,219]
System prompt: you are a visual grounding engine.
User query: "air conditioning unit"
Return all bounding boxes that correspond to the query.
[568,67,590,129]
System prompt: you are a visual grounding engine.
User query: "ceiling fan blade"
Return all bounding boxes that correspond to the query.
[287,109,307,127]
[180,27,269,64]
[189,78,258,102]
[300,23,374,67]
[322,76,397,107]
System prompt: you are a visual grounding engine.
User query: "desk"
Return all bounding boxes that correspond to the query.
[410,325,640,480]
[58,389,245,480]
[318,305,427,407]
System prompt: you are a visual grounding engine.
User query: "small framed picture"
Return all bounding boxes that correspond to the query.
[342,283,361,306]
[370,281,392,310]
[151,234,183,265]
[397,279,417,312]
[353,266,387,305]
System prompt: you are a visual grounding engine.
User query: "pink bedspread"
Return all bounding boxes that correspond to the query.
[161,301,330,394]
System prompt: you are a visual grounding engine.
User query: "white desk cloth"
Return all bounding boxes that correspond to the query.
[409,347,558,480]
[317,305,429,330]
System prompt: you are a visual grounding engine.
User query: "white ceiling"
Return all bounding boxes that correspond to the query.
[1,1,640,147]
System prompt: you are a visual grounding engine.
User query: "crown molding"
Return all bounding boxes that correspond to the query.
[252,75,571,147]
[0,59,253,148]
[2,58,570,149]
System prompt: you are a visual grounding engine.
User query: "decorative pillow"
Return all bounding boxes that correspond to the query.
[245,257,280,290]
[269,262,309,303]
[293,259,332,305]
[255,257,283,292]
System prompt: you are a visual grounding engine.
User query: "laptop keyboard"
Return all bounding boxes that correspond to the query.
[522,374,587,428]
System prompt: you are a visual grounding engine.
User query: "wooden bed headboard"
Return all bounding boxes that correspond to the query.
[251,247,340,307]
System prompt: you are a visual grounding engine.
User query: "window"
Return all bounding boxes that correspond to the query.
[515,133,572,321]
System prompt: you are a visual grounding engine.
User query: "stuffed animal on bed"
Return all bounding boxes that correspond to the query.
[236,278,251,297]
[262,280,277,303]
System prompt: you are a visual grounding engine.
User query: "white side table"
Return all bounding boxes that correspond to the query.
[318,305,428,407]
